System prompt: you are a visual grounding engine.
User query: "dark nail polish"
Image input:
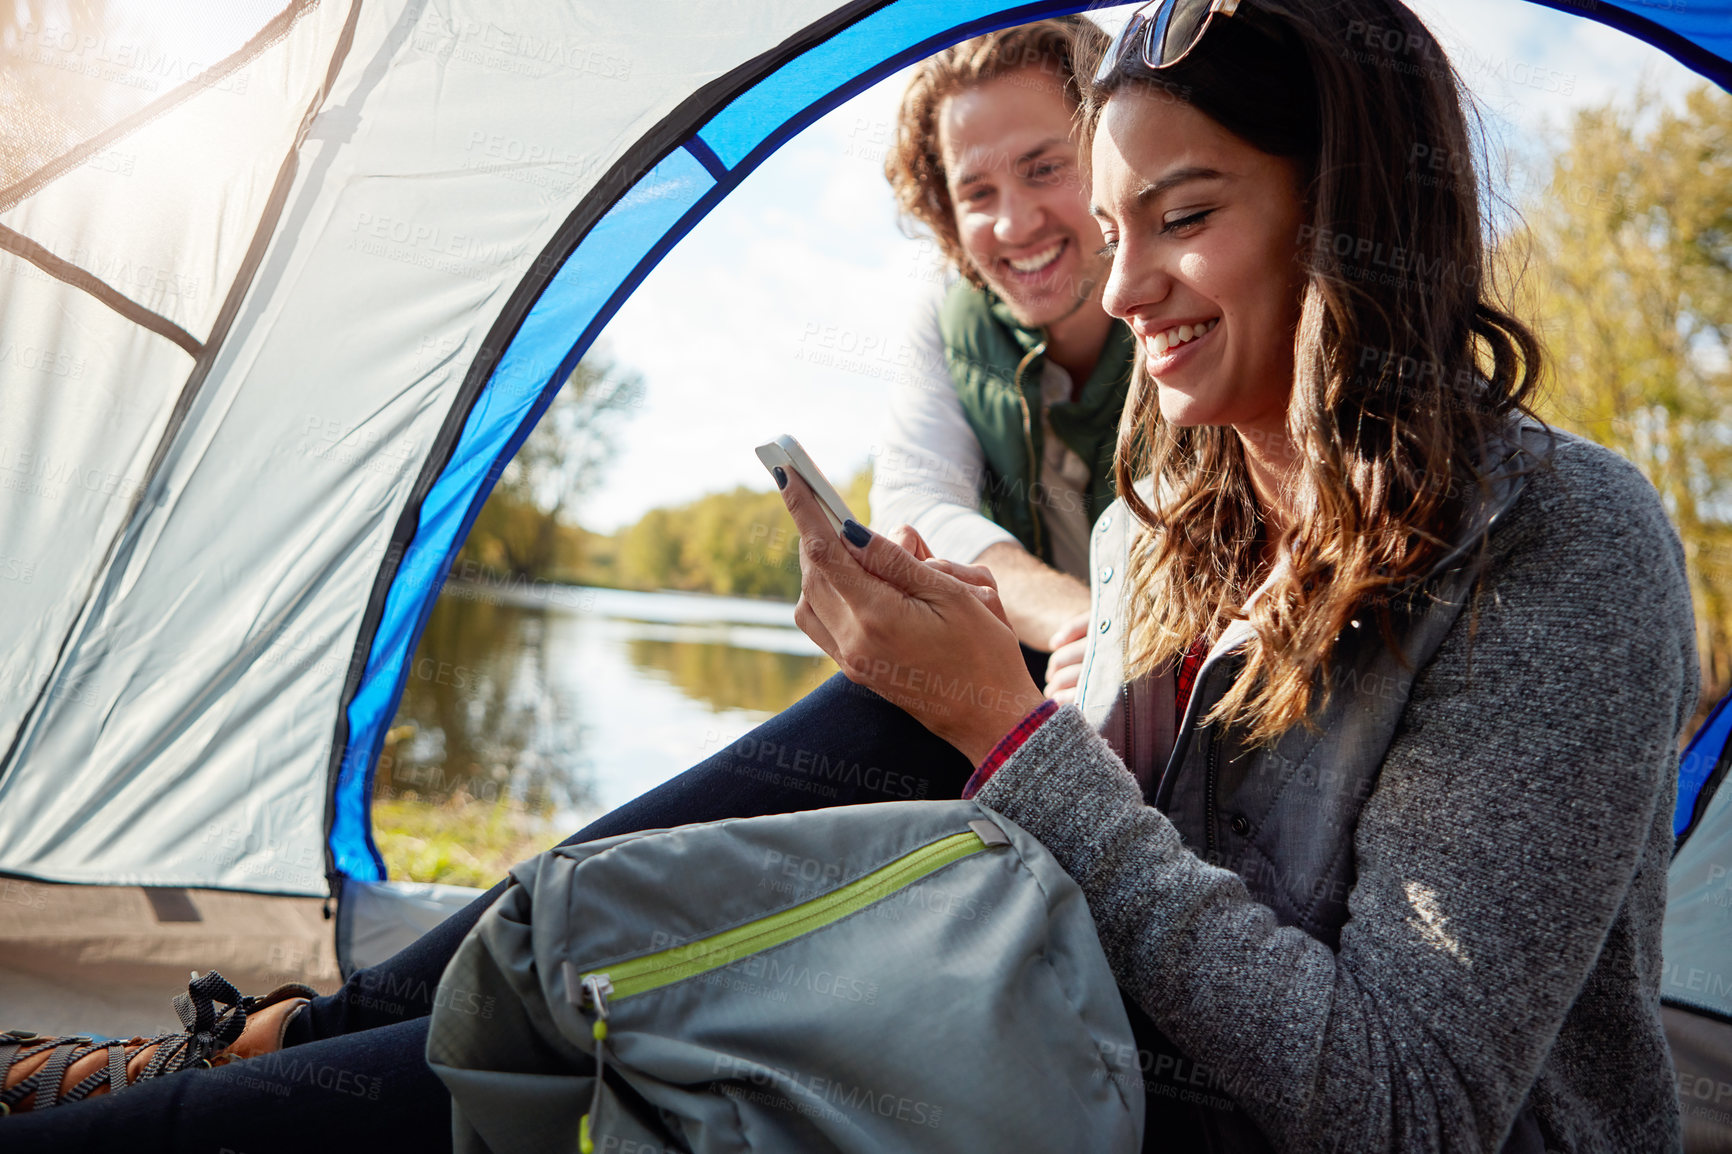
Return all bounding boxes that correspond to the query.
[772,467,787,490]
[842,519,870,547]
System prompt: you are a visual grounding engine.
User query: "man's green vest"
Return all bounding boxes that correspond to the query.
[937,280,1136,564]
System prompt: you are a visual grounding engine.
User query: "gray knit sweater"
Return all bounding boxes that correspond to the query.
[974,434,1699,1152]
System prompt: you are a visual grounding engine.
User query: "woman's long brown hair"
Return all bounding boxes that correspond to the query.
[1083,0,1546,745]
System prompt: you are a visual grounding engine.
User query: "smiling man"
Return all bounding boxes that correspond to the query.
[871,18,1137,700]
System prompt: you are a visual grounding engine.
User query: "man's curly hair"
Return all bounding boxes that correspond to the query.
[884,18,1107,290]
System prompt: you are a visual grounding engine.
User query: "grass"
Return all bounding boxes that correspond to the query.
[373,794,560,888]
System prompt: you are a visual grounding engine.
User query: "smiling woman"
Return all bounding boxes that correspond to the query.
[1087,0,1550,744]
[783,0,1700,1150]
[1093,106,1308,448]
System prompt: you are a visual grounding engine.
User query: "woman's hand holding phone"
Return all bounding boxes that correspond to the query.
[775,469,1043,765]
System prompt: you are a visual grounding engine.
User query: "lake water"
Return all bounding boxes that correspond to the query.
[373,582,837,830]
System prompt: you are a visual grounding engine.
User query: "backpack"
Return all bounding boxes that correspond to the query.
[426,799,1144,1153]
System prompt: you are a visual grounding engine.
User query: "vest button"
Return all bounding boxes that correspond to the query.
[1098,514,1112,533]
[1098,618,1111,634]
[1230,815,1251,837]
[1099,565,1114,583]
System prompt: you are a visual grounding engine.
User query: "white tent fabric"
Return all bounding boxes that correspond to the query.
[0,0,357,890]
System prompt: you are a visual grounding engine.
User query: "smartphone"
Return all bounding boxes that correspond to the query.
[755,435,857,536]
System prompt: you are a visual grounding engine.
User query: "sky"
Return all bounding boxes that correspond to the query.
[578,0,1712,533]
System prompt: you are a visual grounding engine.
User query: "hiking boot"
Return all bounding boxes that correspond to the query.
[0,970,316,1113]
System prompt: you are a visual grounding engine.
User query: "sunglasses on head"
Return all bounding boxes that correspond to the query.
[1094,0,1243,84]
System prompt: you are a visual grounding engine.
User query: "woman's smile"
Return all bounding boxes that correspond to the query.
[1138,314,1221,372]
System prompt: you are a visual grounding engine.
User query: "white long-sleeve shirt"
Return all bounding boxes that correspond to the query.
[868,284,1093,580]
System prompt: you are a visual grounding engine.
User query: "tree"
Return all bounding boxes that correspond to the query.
[458,349,644,580]
[1515,82,1732,710]
[617,506,685,589]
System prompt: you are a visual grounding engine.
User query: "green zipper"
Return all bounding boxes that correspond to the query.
[577,829,992,1004]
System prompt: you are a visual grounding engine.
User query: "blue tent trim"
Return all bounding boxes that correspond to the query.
[325,0,1732,882]
[1526,0,1732,93]
[1677,688,1732,844]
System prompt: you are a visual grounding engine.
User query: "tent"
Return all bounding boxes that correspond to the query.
[1,0,1730,1129]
